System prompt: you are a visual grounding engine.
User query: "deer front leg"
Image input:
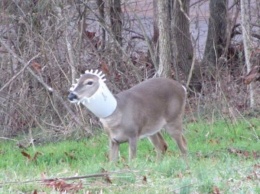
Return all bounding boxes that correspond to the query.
[109,139,119,161]
[128,136,138,161]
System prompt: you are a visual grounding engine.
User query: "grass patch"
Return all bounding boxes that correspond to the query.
[0,119,259,193]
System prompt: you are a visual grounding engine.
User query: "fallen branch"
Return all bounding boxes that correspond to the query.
[0,171,131,186]
[43,172,110,182]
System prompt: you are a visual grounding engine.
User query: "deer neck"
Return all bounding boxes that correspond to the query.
[80,81,117,118]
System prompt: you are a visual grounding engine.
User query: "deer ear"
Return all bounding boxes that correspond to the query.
[69,85,75,91]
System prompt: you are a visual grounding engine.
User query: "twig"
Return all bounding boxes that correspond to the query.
[66,33,76,84]
[190,0,207,7]
[186,37,196,89]
[177,0,191,22]
[0,137,18,142]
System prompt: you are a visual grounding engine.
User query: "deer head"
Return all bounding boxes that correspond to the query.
[68,70,117,118]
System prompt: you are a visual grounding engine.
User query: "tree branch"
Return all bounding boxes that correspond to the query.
[0,53,40,92]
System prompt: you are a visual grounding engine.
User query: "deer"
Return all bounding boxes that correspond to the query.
[68,70,187,161]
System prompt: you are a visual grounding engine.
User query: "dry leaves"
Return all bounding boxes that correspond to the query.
[227,148,260,159]
[41,173,83,193]
[100,168,112,184]
[141,175,147,184]
[64,151,76,160]
[244,65,260,84]
[85,31,96,40]
[212,185,221,194]
[31,61,42,74]
[246,164,260,181]
[100,60,110,75]
[21,151,42,161]
[42,179,83,193]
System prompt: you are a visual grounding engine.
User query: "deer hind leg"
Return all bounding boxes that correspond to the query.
[149,132,168,159]
[165,121,187,155]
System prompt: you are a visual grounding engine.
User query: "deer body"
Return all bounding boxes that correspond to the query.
[68,70,187,161]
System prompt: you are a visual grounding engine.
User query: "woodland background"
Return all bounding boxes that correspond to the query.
[0,0,259,138]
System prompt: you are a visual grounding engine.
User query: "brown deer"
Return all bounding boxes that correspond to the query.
[68,70,187,161]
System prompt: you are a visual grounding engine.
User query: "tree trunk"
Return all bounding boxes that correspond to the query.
[109,0,122,68]
[97,0,106,50]
[110,0,122,46]
[151,0,159,67]
[240,0,255,108]
[172,0,201,91]
[152,0,159,45]
[156,0,172,78]
[202,0,227,70]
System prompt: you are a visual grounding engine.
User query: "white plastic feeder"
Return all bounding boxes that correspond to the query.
[78,70,117,118]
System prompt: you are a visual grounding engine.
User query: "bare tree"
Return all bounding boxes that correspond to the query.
[97,0,106,50]
[151,0,159,67]
[202,0,227,71]
[172,0,201,91]
[156,0,172,78]
[152,0,159,45]
[240,0,255,108]
[108,0,123,70]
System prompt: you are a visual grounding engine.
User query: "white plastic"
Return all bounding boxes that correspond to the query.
[77,70,117,118]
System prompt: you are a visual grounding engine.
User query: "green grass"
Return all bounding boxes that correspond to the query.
[0,119,259,193]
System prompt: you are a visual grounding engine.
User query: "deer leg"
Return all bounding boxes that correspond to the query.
[165,121,187,155]
[149,132,168,159]
[128,136,138,160]
[109,139,119,161]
